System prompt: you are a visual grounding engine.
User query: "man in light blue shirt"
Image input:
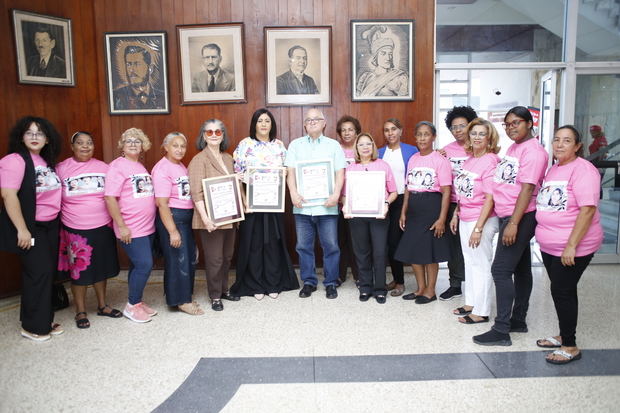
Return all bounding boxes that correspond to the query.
[285,108,346,299]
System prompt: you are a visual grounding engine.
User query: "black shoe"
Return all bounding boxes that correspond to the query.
[375,295,386,304]
[415,295,437,304]
[221,292,240,302]
[211,299,223,311]
[326,285,338,299]
[509,319,528,333]
[299,284,317,298]
[359,293,371,302]
[439,287,462,301]
[473,329,512,346]
[402,292,418,300]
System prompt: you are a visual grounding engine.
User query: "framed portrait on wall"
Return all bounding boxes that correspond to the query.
[104,32,169,115]
[12,9,75,86]
[177,23,246,105]
[351,20,414,102]
[264,26,331,106]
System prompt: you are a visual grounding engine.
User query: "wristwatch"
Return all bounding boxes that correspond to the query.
[473,227,482,233]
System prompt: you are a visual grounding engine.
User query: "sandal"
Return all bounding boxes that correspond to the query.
[545,349,582,365]
[390,284,405,297]
[178,302,204,316]
[453,307,472,316]
[459,315,489,324]
[97,304,122,318]
[75,312,90,329]
[536,336,562,348]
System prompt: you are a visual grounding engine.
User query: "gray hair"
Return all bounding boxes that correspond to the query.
[414,121,437,137]
[162,131,187,147]
[196,119,229,152]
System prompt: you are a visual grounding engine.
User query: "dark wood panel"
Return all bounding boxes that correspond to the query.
[0,0,435,296]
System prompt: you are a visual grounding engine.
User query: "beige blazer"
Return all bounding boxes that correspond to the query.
[187,147,236,230]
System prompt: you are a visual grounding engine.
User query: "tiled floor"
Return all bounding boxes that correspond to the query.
[1,264,619,412]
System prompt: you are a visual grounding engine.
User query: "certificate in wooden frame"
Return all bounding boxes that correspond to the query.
[345,171,386,218]
[246,167,286,213]
[295,159,334,207]
[201,174,245,226]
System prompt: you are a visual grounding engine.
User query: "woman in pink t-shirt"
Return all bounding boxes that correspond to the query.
[341,133,397,303]
[395,121,452,304]
[535,125,603,365]
[104,128,157,323]
[57,132,121,329]
[335,115,362,286]
[152,132,202,315]
[0,116,63,341]
[449,118,501,324]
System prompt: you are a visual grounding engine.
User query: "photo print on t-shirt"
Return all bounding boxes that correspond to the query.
[64,173,105,196]
[407,167,436,191]
[494,155,518,185]
[537,180,568,212]
[176,176,191,200]
[454,170,478,199]
[35,166,61,193]
[131,173,154,198]
[449,156,468,177]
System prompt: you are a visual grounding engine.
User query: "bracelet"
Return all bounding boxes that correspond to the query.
[509,221,518,226]
[384,201,390,205]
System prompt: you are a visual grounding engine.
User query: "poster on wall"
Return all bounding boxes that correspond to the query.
[104,32,170,115]
[12,9,75,87]
[176,23,246,105]
[264,26,331,106]
[351,20,414,102]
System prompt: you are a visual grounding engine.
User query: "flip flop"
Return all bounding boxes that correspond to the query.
[546,349,582,365]
[459,315,489,324]
[536,337,562,348]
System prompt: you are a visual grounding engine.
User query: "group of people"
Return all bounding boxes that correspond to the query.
[0,105,603,366]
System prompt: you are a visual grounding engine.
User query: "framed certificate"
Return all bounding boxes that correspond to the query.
[246,167,285,213]
[201,174,245,226]
[295,159,334,207]
[345,171,385,218]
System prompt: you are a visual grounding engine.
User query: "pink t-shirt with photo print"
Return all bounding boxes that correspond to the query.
[492,138,548,218]
[454,152,500,222]
[0,152,61,221]
[104,156,156,238]
[535,157,603,257]
[442,141,470,203]
[151,156,193,209]
[56,157,111,229]
[405,150,452,193]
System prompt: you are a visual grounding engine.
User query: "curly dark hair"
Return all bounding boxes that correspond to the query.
[7,116,62,168]
[444,106,478,129]
[336,115,362,136]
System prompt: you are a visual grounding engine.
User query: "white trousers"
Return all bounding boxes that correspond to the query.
[459,217,499,317]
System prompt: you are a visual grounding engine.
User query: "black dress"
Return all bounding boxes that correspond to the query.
[230,212,299,296]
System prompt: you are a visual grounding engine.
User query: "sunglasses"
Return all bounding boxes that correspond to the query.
[204,129,222,137]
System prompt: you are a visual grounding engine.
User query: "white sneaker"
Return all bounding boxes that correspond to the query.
[21,329,51,342]
[50,323,64,336]
[123,303,151,323]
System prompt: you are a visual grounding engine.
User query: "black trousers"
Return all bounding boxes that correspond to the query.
[491,211,536,334]
[386,194,405,284]
[542,251,593,347]
[447,202,465,287]
[20,219,59,335]
[349,217,389,295]
[338,210,359,280]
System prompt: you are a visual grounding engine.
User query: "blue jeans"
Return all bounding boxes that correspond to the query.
[294,214,339,287]
[121,234,154,305]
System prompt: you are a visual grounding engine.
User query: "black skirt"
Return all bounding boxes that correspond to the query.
[394,192,451,265]
[230,212,299,296]
[57,224,120,286]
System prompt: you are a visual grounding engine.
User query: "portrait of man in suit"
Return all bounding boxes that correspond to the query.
[26,25,66,78]
[191,43,235,92]
[276,45,319,95]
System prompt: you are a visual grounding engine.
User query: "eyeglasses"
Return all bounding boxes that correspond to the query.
[304,118,324,124]
[502,119,526,129]
[449,124,467,132]
[357,142,373,147]
[124,139,142,146]
[469,131,488,138]
[204,129,222,137]
[415,132,434,138]
[24,131,45,139]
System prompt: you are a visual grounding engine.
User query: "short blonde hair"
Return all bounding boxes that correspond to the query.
[464,118,500,154]
[354,132,379,163]
[118,127,151,151]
